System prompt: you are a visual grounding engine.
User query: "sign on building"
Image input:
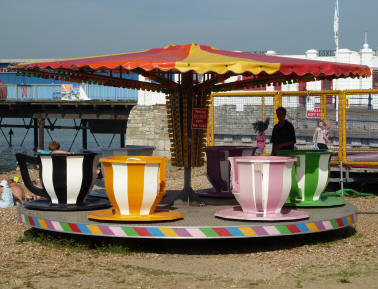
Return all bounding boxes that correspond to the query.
[306,107,320,119]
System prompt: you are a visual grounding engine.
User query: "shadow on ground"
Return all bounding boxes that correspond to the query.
[19,225,356,256]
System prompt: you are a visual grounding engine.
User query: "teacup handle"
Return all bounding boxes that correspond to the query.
[15,153,48,198]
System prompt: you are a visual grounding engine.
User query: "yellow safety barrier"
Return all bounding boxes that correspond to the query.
[340,89,378,166]
[209,89,378,169]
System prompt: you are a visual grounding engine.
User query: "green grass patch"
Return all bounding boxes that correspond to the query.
[248,280,261,286]
[17,228,134,255]
[295,280,303,288]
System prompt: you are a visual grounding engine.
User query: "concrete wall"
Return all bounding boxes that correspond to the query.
[126,105,170,157]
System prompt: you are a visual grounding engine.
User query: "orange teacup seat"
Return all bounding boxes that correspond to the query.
[88,156,183,221]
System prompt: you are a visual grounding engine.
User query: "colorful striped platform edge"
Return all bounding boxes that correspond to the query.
[19,213,356,239]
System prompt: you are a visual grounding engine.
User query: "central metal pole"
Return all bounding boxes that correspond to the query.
[180,71,203,205]
[182,72,193,203]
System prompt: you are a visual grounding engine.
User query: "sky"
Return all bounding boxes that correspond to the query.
[1,0,377,59]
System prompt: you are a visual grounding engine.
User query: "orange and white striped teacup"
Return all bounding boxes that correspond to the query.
[100,156,169,216]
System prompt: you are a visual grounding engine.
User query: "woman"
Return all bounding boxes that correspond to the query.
[313,120,330,150]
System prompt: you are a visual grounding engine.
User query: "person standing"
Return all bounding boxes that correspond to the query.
[314,120,331,150]
[312,120,323,149]
[270,107,296,155]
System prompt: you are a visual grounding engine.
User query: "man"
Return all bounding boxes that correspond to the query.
[8,179,25,204]
[270,107,296,155]
[0,180,14,208]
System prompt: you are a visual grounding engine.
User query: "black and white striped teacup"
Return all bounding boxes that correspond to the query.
[16,152,99,206]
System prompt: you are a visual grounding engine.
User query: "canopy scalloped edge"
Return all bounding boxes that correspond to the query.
[14,43,371,80]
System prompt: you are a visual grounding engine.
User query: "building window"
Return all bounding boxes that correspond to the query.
[373,71,378,89]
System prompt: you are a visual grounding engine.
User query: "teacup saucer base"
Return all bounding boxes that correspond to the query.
[285,197,346,207]
[88,208,184,222]
[23,197,111,211]
[215,206,309,221]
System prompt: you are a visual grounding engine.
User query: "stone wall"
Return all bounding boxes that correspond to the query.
[126,105,171,157]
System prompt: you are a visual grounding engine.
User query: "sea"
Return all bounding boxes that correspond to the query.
[0,118,124,173]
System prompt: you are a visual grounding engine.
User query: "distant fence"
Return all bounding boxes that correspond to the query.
[0,83,137,101]
[208,89,378,167]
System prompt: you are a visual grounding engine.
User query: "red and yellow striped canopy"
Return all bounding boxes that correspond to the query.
[17,43,371,78]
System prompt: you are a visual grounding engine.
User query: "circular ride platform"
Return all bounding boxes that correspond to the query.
[17,196,357,239]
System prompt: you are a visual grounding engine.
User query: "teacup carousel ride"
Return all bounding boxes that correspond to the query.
[15,43,369,239]
[17,151,357,239]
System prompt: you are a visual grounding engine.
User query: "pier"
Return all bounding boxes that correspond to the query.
[0,99,136,150]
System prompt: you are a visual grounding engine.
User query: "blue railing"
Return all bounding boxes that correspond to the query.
[0,84,137,101]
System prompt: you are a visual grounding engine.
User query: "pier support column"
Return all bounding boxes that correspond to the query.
[120,133,125,148]
[120,120,126,148]
[82,119,88,149]
[33,118,38,151]
[38,118,45,150]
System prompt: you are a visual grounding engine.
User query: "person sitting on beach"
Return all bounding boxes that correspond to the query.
[8,179,25,204]
[0,180,14,208]
[38,140,71,155]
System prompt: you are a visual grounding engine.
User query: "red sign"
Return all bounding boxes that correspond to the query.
[306,107,320,119]
[192,108,209,129]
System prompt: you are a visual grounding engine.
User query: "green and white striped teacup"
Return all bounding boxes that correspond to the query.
[276,150,345,207]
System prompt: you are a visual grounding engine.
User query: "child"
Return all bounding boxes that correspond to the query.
[38,140,71,155]
[253,118,270,155]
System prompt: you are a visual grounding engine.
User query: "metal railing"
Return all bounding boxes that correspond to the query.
[0,84,137,101]
[208,89,378,168]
